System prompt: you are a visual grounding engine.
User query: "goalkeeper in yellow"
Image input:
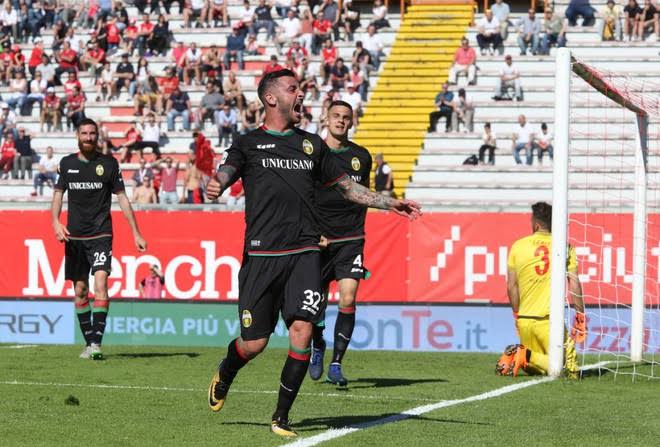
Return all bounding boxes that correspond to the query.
[497,202,587,379]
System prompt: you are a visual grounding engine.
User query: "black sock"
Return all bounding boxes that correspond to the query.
[91,299,109,345]
[332,307,356,364]
[219,338,249,384]
[75,300,94,345]
[312,323,326,352]
[274,347,310,421]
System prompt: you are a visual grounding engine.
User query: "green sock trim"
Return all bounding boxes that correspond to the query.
[315,320,326,328]
[75,306,91,314]
[92,307,108,313]
[288,345,311,355]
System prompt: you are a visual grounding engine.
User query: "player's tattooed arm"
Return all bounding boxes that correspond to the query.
[206,164,238,200]
[335,177,422,220]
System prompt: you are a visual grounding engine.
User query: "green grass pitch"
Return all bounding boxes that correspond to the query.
[1,345,658,446]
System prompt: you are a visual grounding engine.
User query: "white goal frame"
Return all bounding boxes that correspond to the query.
[548,48,650,377]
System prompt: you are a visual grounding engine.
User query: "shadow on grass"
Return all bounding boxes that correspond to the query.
[110,352,200,359]
[347,377,448,389]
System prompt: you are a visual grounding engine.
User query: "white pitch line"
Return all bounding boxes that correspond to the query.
[284,361,612,447]
[0,345,38,349]
[0,380,438,403]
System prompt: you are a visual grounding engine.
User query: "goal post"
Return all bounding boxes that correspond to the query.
[549,49,655,378]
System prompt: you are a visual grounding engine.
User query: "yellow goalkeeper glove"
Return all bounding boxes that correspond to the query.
[571,312,587,343]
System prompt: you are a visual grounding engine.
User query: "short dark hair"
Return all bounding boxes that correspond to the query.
[458,88,466,97]
[77,118,99,132]
[257,69,296,104]
[328,100,353,114]
[485,122,491,128]
[532,202,552,231]
[541,122,548,130]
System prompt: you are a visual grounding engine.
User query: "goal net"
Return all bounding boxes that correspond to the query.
[549,49,659,380]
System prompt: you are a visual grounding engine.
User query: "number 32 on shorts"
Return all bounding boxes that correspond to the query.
[301,289,323,316]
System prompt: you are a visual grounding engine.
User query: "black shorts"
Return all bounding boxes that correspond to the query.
[238,251,324,340]
[321,239,366,288]
[65,236,113,281]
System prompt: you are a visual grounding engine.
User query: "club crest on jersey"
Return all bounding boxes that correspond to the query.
[242,310,252,328]
[95,164,104,176]
[302,139,314,155]
[351,157,361,171]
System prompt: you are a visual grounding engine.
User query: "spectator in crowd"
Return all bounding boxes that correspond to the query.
[237,0,256,33]
[17,2,31,43]
[31,145,58,196]
[227,178,245,210]
[98,124,117,155]
[637,0,659,41]
[149,14,171,56]
[341,82,362,125]
[491,0,511,41]
[274,0,292,17]
[312,10,332,54]
[512,114,535,165]
[159,66,180,112]
[201,44,223,85]
[298,111,317,133]
[374,153,394,196]
[479,122,497,165]
[287,40,308,65]
[245,33,260,55]
[299,9,314,53]
[209,0,230,27]
[362,24,384,68]
[252,0,277,40]
[40,87,61,131]
[132,175,158,204]
[173,41,189,78]
[215,103,237,148]
[566,0,596,26]
[136,13,155,56]
[0,131,16,179]
[599,0,623,40]
[241,100,263,133]
[6,70,28,115]
[341,0,361,41]
[517,8,541,55]
[183,0,210,29]
[97,61,113,102]
[349,62,367,101]
[263,54,284,74]
[36,53,56,88]
[428,82,454,133]
[80,39,106,81]
[318,0,340,41]
[320,38,337,85]
[63,71,82,98]
[352,40,372,77]
[28,38,44,78]
[65,85,86,130]
[370,0,390,29]
[330,57,349,90]
[122,17,139,55]
[118,121,142,162]
[55,40,78,81]
[197,81,224,129]
[477,9,503,55]
[448,37,477,85]
[0,102,17,139]
[224,70,245,110]
[623,0,643,40]
[26,70,47,113]
[300,59,320,99]
[159,157,181,204]
[183,149,204,203]
[224,24,246,70]
[14,128,33,180]
[139,264,165,298]
[540,8,567,53]
[533,122,554,165]
[132,157,155,187]
[493,55,522,101]
[182,41,203,85]
[166,86,192,131]
[451,88,474,133]
[112,52,136,99]
[136,113,162,160]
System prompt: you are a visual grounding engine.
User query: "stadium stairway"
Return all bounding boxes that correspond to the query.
[353,3,473,198]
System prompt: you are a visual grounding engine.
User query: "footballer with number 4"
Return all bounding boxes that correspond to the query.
[496,202,586,379]
[51,118,147,361]
[308,101,372,387]
[205,69,421,438]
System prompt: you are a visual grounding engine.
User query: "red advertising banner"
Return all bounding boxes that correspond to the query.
[1,211,658,304]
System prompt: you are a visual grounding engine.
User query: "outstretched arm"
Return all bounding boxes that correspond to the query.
[117,191,147,252]
[205,164,238,200]
[334,176,422,220]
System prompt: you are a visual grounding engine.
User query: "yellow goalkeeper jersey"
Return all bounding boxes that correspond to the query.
[507,231,578,318]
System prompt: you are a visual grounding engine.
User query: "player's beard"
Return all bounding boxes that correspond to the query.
[78,140,98,157]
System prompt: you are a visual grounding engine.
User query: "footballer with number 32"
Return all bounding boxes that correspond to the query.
[497,202,586,378]
[205,69,421,438]
[51,118,147,361]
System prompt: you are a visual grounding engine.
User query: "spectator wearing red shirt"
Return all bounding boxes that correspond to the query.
[80,40,106,81]
[41,87,61,131]
[158,157,180,204]
[55,40,78,81]
[320,38,337,85]
[0,131,16,179]
[106,15,121,53]
[63,71,82,97]
[448,37,477,85]
[136,13,154,57]
[65,85,86,130]
[227,178,245,210]
[28,38,45,78]
[123,18,139,56]
[159,66,180,111]
[263,55,284,75]
[286,40,308,65]
[312,10,332,54]
[10,45,25,76]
